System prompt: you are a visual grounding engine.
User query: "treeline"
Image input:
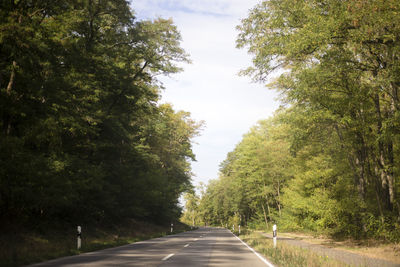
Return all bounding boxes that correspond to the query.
[0,0,200,228]
[185,0,400,240]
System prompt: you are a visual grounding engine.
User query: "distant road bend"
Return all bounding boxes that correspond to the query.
[30,227,274,267]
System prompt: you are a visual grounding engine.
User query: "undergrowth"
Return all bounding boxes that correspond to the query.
[0,219,192,267]
[239,231,352,267]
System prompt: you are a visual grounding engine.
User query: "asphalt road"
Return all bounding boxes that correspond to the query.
[29,227,273,267]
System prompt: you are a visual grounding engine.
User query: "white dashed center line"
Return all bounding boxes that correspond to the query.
[184,244,189,247]
[162,254,174,261]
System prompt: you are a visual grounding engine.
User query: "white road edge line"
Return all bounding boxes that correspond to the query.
[184,244,189,247]
[162,253,174,261]
[232,233,275,267]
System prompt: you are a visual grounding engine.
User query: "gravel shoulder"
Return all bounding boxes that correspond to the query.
[261,232,400,267]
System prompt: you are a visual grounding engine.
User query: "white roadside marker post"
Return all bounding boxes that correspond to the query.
[233,224,235,232]
[239,225,241,234]
[171,223,173,233]
[77,226,82,250]
[273,224,277,248]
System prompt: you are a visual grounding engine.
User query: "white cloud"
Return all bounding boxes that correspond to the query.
[131,0,279,186]
[133,0,260,18]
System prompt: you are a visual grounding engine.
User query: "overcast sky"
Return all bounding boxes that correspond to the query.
[131,0,279,187]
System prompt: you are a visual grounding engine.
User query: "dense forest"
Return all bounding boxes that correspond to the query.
[0,0,201,229]
[183,0,400,241]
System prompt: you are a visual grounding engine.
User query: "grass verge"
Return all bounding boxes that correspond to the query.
[0,219,193,267]
[239,230,352,267]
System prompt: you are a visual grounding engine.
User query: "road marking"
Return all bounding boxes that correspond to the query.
[162,254,174,261]
[232,233,275,267]
[184,244,189,247]
[194,238,198,241]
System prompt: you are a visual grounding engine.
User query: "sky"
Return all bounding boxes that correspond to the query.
[131,0,279,187]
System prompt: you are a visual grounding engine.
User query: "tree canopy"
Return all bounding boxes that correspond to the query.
[0,0,200,228]
[191,0,400,241]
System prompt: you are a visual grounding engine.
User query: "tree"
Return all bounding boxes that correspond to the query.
[0,0,198,228]
[199,117,293,229]
[181,190,200,227]
[236,0,400,239]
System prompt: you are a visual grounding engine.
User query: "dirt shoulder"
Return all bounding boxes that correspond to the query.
[261,232,400,267]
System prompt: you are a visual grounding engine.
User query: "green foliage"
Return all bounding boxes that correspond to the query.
[198,117,293,229]
[199,0,400,241]
[0,0,199,230]
[181,190,201,226]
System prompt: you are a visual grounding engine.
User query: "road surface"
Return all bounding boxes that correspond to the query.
[29,227,273,267]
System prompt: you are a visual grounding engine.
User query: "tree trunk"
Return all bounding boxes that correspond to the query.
[276,180,281,216]
[334,124,366,201]
[375,186,385,224]
[387,102,397,214]
[4,61,17,135]
[266,200,271,217]
[373,92,395,210]
[365,156,385,223]
[6,61,16,95]
[354,151,366,201]
[261,202,269,228]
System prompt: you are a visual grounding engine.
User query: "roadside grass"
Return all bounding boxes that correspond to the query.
[0,220,192,267]
[239,231,352,267]
[255,230,400,264]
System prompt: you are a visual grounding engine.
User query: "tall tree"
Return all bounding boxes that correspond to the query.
[237,0,400,236]
[0,0,197,227]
